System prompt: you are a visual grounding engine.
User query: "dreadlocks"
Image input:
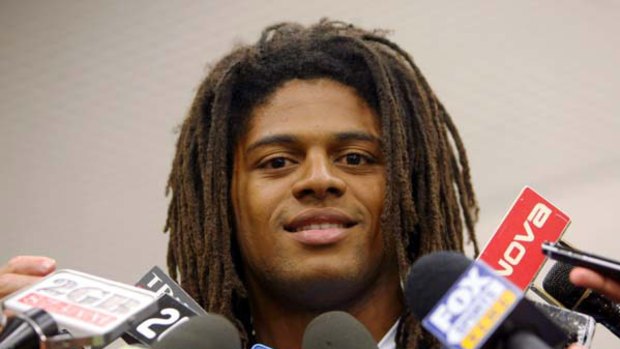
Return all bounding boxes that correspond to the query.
[165,19,479,349]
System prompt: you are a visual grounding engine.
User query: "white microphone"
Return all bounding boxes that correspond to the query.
[0,269,159,349]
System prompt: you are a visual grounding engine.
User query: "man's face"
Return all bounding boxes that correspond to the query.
[232,78,391,307]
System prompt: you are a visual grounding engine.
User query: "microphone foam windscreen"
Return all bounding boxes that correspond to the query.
[405,251,471,320]
[151,314,241,349]
[542,261,587,309]
[302,311,377,349]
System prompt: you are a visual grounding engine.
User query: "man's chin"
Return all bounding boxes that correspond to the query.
[264,270,372,311]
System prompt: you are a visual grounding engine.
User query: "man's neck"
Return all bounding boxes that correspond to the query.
[246,269,404,349]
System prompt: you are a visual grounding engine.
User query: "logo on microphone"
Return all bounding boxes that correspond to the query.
[478,186,570,290]
[423,261,521,349]
[2,270,157,336]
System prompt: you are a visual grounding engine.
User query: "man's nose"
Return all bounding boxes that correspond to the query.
[292,152,346,200]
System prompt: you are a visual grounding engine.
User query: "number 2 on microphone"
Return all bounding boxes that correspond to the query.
[137,308,187,339]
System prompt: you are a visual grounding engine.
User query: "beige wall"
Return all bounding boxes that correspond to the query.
[1,0,619,347]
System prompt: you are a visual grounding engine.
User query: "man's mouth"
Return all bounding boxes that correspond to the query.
[287,222,355,233]
[283,209,357,245]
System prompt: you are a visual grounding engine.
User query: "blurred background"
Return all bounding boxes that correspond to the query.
[1,0,619,347]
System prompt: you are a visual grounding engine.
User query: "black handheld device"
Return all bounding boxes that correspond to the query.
[542,241,620,282]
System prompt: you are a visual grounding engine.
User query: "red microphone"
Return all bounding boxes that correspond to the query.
[475,187,596,347]
[478,186,570,290]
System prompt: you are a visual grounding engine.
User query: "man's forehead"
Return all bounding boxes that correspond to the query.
[247,83,377,130]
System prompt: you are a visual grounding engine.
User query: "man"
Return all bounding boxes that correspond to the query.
[1,20,480,349]
[162,20,480,349]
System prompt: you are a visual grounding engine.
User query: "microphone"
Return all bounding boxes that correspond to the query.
[151,314,241,349]
[124,266,205,346]
[477,186,570,290]
[0,308,59,349]
[302,311,377,349]
[134,266,207,316]
[473,188,594,346]
[528,298,596,347]
[543,261,620,338]
[406,251,568,349]
[1,267,240,349]
[0,269,159,349]
[0,268,204,349]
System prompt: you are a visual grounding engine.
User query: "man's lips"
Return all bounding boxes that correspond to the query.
[283,209,357,245]
[283,209,356,232]
[288,227,351,245]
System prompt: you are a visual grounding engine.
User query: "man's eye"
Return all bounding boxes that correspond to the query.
[261,157,290,169]
[339,153,374,166]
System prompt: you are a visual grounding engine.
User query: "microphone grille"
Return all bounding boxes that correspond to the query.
[405,251,471,320]
[152,314,241,349]
[542,261,587,309]
[302,311,376,349]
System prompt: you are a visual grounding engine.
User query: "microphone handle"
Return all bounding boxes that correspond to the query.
[0,309,58,349]
[506,331,552,349]
[577,294,620,338]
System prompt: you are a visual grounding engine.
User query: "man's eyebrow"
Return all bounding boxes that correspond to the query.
[245,131,381,153]
[245,134,299,153]
[333,131,381,144]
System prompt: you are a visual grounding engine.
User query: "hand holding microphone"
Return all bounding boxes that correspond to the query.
[570,268,620,303]
[0,256,56,337]
[544,262,620,349]
[564,266,620,349]
[541,241,620,292]
[0,256,56,300]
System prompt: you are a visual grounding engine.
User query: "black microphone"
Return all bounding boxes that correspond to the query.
[302,311,377,349]
[543,261,620,338]
[151,314,241,349]
[122,265,205,346]
[0,308,59,349]
[529,300,596,347]
[405,251,568,349]
[134,266,207,316]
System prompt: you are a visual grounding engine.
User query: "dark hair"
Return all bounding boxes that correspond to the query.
[165,19,479,349]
